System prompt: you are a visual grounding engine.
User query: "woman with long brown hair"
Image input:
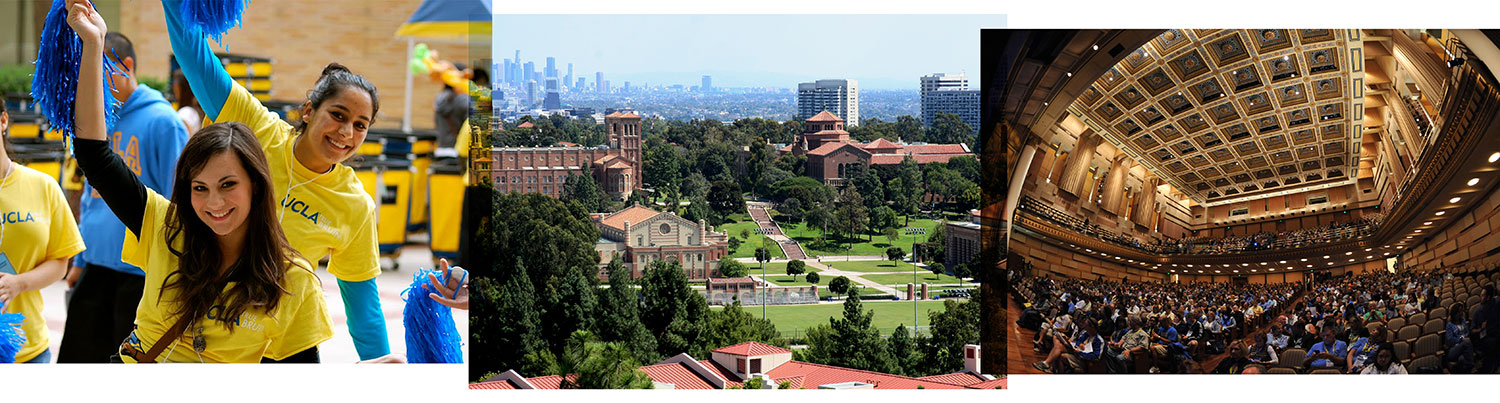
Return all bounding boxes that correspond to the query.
[68,0,331,362]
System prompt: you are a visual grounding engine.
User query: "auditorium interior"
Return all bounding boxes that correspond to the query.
[995,29,1500,374]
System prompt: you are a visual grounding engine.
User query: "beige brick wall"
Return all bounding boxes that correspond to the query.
[115,0,484,130]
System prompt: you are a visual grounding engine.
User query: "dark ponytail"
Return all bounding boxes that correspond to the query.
[296,62,379,132]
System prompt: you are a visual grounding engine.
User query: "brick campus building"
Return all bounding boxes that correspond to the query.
[592,205,730,280]
[488,112,643,199]
[782,111,975,185]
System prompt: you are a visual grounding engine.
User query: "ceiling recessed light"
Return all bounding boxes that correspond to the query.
[1301,258,1307,262]
[1469,178,1480,186]
[1093,44,1100,51]
[1437,211,1446,216]
[1415,230,1423,233]
[1490,152,1500,163]
[1323,255,1330,259]
[1451,197,1462,203]
[1346,252,1353,255]
[1365,249,1371,252]
[1424,221,1433,225]
[1066,72,1073,77]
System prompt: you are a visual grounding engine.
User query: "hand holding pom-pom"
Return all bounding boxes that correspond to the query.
[64,0,106,48]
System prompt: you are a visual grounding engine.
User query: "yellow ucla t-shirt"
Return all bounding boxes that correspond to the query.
[210,84,380,282]
[120,192,333,362]
[0,164,86,363]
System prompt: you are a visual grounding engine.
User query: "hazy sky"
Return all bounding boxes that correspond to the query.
[492,15,1005,90]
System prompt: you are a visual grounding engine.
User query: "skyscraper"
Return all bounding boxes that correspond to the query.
[523,61,535,83]
[796,79,859,126]
[576,77,586,90]
[566,63,574,90]
[543,78,563,110]
[545,57,557,79]
[919,73,981,132]
[525,80,537,107]
[623,81,631,94]
[595,72,604,93]
[702,75,712,93]
[502,59,513,85]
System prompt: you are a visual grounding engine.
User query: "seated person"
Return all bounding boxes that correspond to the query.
[1104,316,1150,374]
[1033,317,1104,373]
[1267,324,1291,350]
[1359,343,1408,374]
[1304,327,1350,371]
[1212,340,1255,374]
[1346,325,1381,373]
[1247,331,1280,367]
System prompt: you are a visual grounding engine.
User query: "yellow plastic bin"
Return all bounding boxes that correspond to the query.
[347,158,379,207]
[407,131,437,232]
[428,158,463,260]
[7,112,43,139]
[17,150,64,184]
[375,158,413,255]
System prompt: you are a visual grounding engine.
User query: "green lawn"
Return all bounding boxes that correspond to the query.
[763,274,826,286]
[863,272,965,285]
[826,260,920,273]
[717,220,787,259]
[716,300,948,335]
[779,216,942,258]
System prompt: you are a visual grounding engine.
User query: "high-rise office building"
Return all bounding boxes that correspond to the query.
[602,80,610,93]
[796,79,859,126]
[596,72,604,93]
[526,80,537,107]
[702,75,712,93]
[543,77,562,110]
[523,61,535,83]
[565,63,574,90]
[919,73,980,133]
[576,77,585,90]
[545,57,557,79]
[502,59,513,85]
[623,81,631,94]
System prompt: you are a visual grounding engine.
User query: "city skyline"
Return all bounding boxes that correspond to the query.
[492,14,1001,90]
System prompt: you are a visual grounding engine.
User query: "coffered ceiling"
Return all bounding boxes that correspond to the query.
[1068,29,1364,204]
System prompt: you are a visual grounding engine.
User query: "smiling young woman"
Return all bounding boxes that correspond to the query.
[160,0,390,360]
[67,0,331,363]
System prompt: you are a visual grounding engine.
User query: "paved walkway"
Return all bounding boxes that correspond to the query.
[747,203,805,260]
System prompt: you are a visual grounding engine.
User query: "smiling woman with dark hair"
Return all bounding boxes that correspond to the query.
[160,0,391,360]
[67,0,331,363]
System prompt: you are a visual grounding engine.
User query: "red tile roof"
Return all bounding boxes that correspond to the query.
[708,277,756,284]
[558,141,581,147]
[599,205,660,231]
[868,153,968,165]
[917,372,988,386]
[966,378,1007,389]
[605,112,641,119]
[524,374,576,389]
[903,144,969,154]
[517,121,534,128]
[713,342,793,356]
[863,138,901,151]
[639,362,718,389]
[763,361,967,389]
[807,142,865,157]
[699,360,744,388]
[468,380,519,389]
[807,111,843,122]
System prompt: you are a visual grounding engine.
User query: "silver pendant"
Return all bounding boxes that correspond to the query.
[193,327,206,353]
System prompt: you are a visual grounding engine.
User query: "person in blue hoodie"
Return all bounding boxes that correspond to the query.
[56,32,189,363]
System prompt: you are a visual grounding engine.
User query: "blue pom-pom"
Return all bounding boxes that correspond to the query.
[180,0,249,45]
[0,312,26,364]
[402,268,463,363]
[30,0,123,152]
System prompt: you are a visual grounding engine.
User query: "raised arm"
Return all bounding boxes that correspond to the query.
[159,0,232,120]
[69,0,147,235]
